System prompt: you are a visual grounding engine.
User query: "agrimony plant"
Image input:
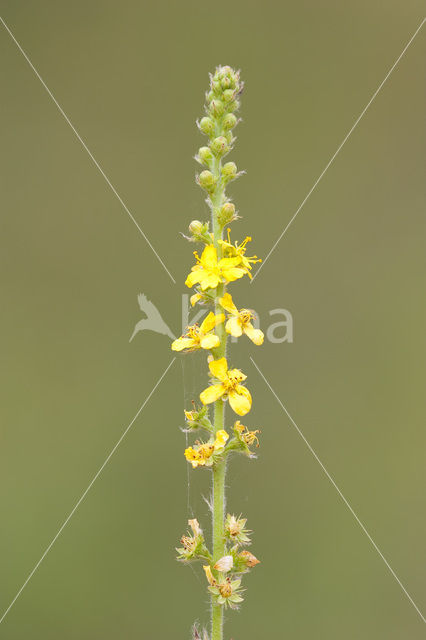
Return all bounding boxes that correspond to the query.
[172,65,263,640]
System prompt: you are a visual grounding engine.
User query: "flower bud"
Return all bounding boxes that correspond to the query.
[222,113,237,130]
[198,170,215,191]
[224,132,234,145]
[209,99,224,116]
[211,80,222,95]
[218,202,236,225]
[188,220,203,235]
[199,116,215,136]
[197,146,213,165]
[222,162,237,179]
[222,89,235,103]
[227,99,240,112]
[210,136,229,157]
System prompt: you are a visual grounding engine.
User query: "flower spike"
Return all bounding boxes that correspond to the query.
[172,65,265,639]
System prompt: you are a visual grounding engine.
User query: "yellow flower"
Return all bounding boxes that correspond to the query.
[185,244,246,290]
[171,312,225,351]
[219,292,264,345]
[200,357,252,416]
[184,430,229,468]
[218,229,261,277]
[184,443,215,468]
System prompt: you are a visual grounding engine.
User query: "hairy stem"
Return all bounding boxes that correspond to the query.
[211,150,226,640]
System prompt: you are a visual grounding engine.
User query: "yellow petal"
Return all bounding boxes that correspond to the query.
[200,273,221,290]
[185,270,204,288]
[190,293,202,306]
[225,316,243,337]
[200,333,220,350]
[228,368,247,383]
[229,386,252,416]
[209,357,228,382]
[200,312,225,334]
[214,430,229,449]
[244,323,264,345]
[171,337,198,351]
[218,256,241,268]
[219,292,238,314]
[221,267,246,282]
[200,383,225,405]
[200,245,218,269]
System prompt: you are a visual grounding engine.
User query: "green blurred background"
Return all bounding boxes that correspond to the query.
[1,1,425,638]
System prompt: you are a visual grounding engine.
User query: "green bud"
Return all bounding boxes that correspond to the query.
[222,162,237,179]
[227,99,240,112]
[199,117,215,136]
[223,89,235,103]
[222,113,237,130]
[211,80,222,95]
[224,132,234,145]
[206,90,214,102]
[198,170,215,191]
[218,202,236,225]
[197,146,213,165]
[209,99,224,116]
[210,136,229,157]
[221,76,232,90]
[188,220,203,235]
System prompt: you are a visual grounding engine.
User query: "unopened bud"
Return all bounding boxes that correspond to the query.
[210,136,228,157]
[227,99,240,112]
[222,162,237,179]
[222,89,235,103]
[211,80,222,94]
[198,170,215,191]
[189,220,203,235]
[199,117,215,136]
[222,113,237,130]
[197,146,213,165]
[219,202,236,225]
[209,99,224,116]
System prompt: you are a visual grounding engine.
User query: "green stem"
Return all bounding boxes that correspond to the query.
[212,450,226,639]
[211,148,227,640]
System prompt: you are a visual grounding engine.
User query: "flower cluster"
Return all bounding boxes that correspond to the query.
[201,513,260,609]
[172,65,263,638]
